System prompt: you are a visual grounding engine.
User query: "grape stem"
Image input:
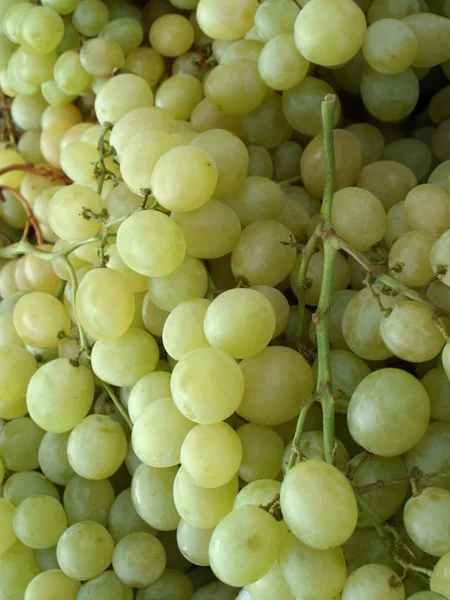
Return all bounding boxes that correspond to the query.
[61,256,91,359]
[287,393,316,470]
[100,381,133,429]
[295,228,319,347]
[0,91,16,147]
[94,122,117,196]
[0,185,44,245]
[0,163,70,183]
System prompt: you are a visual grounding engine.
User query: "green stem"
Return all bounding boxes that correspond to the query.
[100,381,133,430]
[0,236,102,261]
[295,229,319,347]
[53,280,66,299]
[94,122,114,196]
[287,394,316,470]
[61,256,90,357]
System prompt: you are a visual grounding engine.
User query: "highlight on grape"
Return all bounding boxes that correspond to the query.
[0,0,450,598]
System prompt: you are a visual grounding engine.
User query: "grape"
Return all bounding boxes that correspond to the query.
[343,528,398,575]
[72,0,109,37]
[162,298,211,361]
[26,358,94,433]
[363,19,418,75]
[180,422,242,488]
[149,14,194,57]
[245,561,295,600]
[367,0,419,22]
[346,123,385,167]
[404,13,450,68]
[0,542,40,600]
[63,475,114,526]
[222,176,285,226]
[405,184,450,236]
[247,145,274,179]
[432,119,450,162]
[13,495,67,549]
[112,532,166,588]
[108,488,157,544]
[53,50,91,96]
[404,487,450,557]
[408,593,446,600]
[155,74,203,120]
[24,569,80,600]
[348,368,430,456]
[258,34,309,92]
[11,93,48,132]
[361,68,419,123]
[170,347,244,423]
[56,521,114,581]
[0,498,17,554]
[421,367,450,422]
[237,423,283,483]
[278,532,347,599]
[173,467,238,529]
[177,520,214,566]
[95,73,153,125]
[404,422,450,491]
[106,244,148,293]
[127,371,172,424]
[0,417,45,472]
[383,138,433,183]
[341,564,404,600]
[388,230,436,286]
[431,551,450,596]
[0,148,26,188]
[99,17,144,55]
[125,47,165,87]
[80,37,125,78]
[0,313,23,346]
[68,414,127,480]
[131,464,180,531]
[136,569,194,599]
[3,472,58,507]
[191,580,237,599]
[196,0,258,41]
[380,301,445,363]
[18,6,64,55]
[47,184,104,241]
[283,432,349,474]
[0,345,37,403]
[3,2,33,44]
[33,547,59,572]
[221,39,263,64]
[428,160,450,190]
[357,161,417,214]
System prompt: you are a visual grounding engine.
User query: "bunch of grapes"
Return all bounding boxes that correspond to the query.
[0,0,450,598]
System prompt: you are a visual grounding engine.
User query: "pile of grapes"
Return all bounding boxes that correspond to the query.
[1,0,450,598]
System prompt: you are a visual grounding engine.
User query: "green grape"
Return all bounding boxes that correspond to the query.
[13,495,67,549]
[4,471,59,507]
[247,145,274,179]
[234,480,281,512]
[67,415,127,480]
[17,128,44,163]
[278,532,347,599]
[131,464,180,531]
[171,347,244,423]
[404,422,450,491]
[431,552,450,596]
[281,459,357,549]
[11,93,48,131]
[174,467,238,529]
[34,546,59,572]
[39,431,75,486]
[136,570,194,599]
[404,13,450,68]
[149,14,194,57]
[0,498,17,554]
[117,210,186,278]
[191,580,237,599]
[258,34,309,91]
[367,0,419,22]
[108,488,157,544]
[155,529,191,574]
[54,50,90,95]
[282,432,349,474]
[0,148,26,188]
[380,301,445,363]
[63,475,114,526]
[180,422,242,489]
[99,17,144,55]
[56,521,114,581]
[251,286,290,339]
[348,368,430,456]
[72,0,109,37]
[431,230,450,286]
[409,593,448,599]
[363,18,418,74]
[196,0,258,41]
[162,298,211,361]
[95,73,153,125]
[345,123,384,167]
[26,358,94,433]
[0,397,27,419]
[104,183,141,229]
[221,39,263,64]
[331,186,386,251]
[78,571,134,600]
[76,267,136,340]
[8,47,57,94]
[428,160,450,190]
[431,120,450,162]
[0,32,16,69]
[244,92,292,149]
[3,2,33,44]
[357,161,417,213]
[421,367,450,422]
[17,6,64,55]
[349,453,409,527]
[106,244,148,293]
[273,141,302,182]
[0,542,40,600]
[128,371,172,424]
[405,184,450,236]
[361,68,419,122]
[341,564,404,600]
[0,345,37,403]
[343,529,398,575]
[112,532,166,588]
[388,230,436,286]
[155,74,203,120]
[47,184,104,241]
[383,138,432,183]
[254,0,299,41]
[132,397,194,468]
[222,176,285,226]
[125,47,165,87]
[177,520,214,567]
[404,487,450,557]
[237,423,283,483]
[41,0,79,14]
[79,37,124,78]
[0,417,45,472]
[24,569,81,600]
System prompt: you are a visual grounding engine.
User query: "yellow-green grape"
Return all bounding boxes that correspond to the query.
[177,520,214,567]
[384,201,412,248]
[237,423,283,482]
[243,92,292,149]
[234,480,281,511]
[294,0,366,67]
[285,186,321,218]
[273,141,302,182]
[68,415,127,480]
[39,432,75,486]
[232,220,296,287]
[209,505,282,587]
[277,195,309,241]
[383,138,433,183]
[3,2,33,44]
[13,495,67,550]
[11,93,48,131]
[367,0,419,22]
[24,569,81,600]
[18,129,44,163]
[291,249,351,306]
[342,529,398,576]
[128,371,172,424]
[357,160,417,212]
[0,31,16,68]
[342,285,405,360]
[131,464,180,531]
[196,0,258,40]
[428,161,450,192]
[0,417,45,472]
[278,532,347,599]
[8,47,57,94]
[57,521,114,581]
[79,38,124,78]
[110,107,175,159]
[76,267,135,340]
[246,562,296,600]
[405,184,450,236]
[112,532,166,588]
[63,265,93,323]
[404,487,450,557]
[132,397,194,468]
[78,571,133,600]
[0,148,26,188]
[431,119,450,162]
[349,453,409,527]
[72,0,109,37]
[13,292,71,348]
[258,34,309,91]
[26,358,94,433]
[174,467,238,529]
[431,230,450,286]
[345,123,384,167]
[0,498,17,555]
[426,281,450,313]
[331,187,386,251]
[0,345,37,403]
[361,67,419,122]
[95,73,153,125]
[62,141,115,187]
[0,398,27,420]
[155,74,203,120]
[149,14,194,57]
[0,313,24,347]
[388,230,436,286]
[301,129,361,199]
[40,122,72,169]
[247,145,274,179]
[4,472,58,507]
[17,6,64,55]
[431,551,450,596]
[348,368,430,456]
[106,245,148,293]
[43,102,82,129]
[180,422,242,489]
[171,347,244,423]
[63,475,114,526]
[404,13,450,68]
[61,124,96,152]
[282,432,349,474]
[220,39,263,64]
[91,328,159,386]
[404,422,450,491]
[0,261,20,299]
[41,0,79,14]
[136,569,194,600]
[238,346,314,425]
[125,47,165,87]
[281,459,357,549]
[162,298,210,361]
[250,285,289,339]
[380,301,445,362]
[222,177,285,226]
[53,50,90,96]
[47,185,103,241]
[104,183,141,229]
[204,288,276,359]
[108,488,157,544]
[421,367,450,422]
[363,18,418,74]
[142,294,170,337]
[99,18,144,55]
[0,542,40,600]
[253,0,299,40]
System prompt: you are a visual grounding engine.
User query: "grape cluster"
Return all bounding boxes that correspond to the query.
[0,0,450,598]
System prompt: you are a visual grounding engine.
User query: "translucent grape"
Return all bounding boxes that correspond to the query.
[404,184,450,236]
[0,498,17,554]
[112,532,166,588]
[108,488,157,544]
[341,564,404,600]
[403,487,450,557]
[431,552,450,596]
[155,74,203,120]
[149,14,194,57]
[177,520,214,566]
[196,0,258,41]
[421,367,450,422]
[72,0,109,37]
[222,176,285,226]
[357,160,417,212]
[24,569,81,600]
[258,34,309,91]
[388,230,436,287]
[0,344,37,403]
[403,13,450,68]
[237,423,283,482]
[13,495,67,549]
[361,68,419,122]
[404,422,450,491]
[136,569,194,599]
[383,138,432,183]
[345,123,384,167]
[363,19,418,74]
[0,542,40,600]
[191,98,243,137]
[162,298,211,361]
[99,17,144,55]
[125,47,165,87]
[247,145,273,179]
[128,371,172,424]
[80,37,124,78]
[131,464,180,531]
[95,73,153,125]
[53,50,90,96]
[3,472,58,509]
[63,475,114,526]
